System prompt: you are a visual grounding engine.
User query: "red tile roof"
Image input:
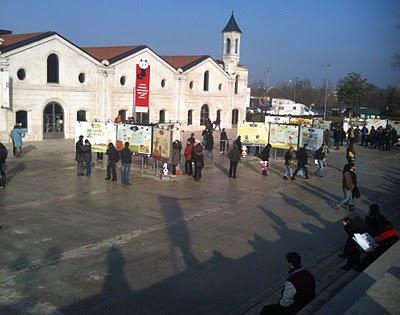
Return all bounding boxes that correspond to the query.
[161,55,209,70]
[0,32,48,47]
[81,46,142,61]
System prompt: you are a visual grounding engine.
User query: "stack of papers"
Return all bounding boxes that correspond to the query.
[353,233,379,252]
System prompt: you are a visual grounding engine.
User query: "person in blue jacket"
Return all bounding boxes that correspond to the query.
[10,125,25,157]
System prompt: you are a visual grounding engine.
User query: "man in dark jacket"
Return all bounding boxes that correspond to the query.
[204,130,214,159]
[260,252,315,315]
[75,135,85,176]
[260,144,271,176]
[228,143,241,178]
[192,141,204,182]
[81,139,92,176]
[313,144,326,177]
[120,142,132,185]
[105,143,119,181]
[0,143,8,189]
[220,128,228,154]
[292,144,309,180]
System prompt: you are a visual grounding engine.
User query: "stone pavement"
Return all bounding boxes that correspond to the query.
[0,134,399,314]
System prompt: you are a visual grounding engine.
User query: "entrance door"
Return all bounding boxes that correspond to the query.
[43,102,64,139]
[231,109,239,125]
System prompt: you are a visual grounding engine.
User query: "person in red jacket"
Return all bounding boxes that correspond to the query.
[184,140,193,176]
[260,252,315,315]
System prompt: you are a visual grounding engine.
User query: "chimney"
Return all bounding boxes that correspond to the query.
[0,30,12,35]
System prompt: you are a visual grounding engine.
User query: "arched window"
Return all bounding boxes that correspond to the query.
[187,110,193,126]
[235,39,239,54]
[77,110,86,122]
[16,110,28,130]
[118,109,126,121]
[200,104,209,126]
[234,75,239,94]
[226,38,231,54]
[203,71,209,91]
[47,53,59,83]
[232,109,239,125]
[159,110,166,123]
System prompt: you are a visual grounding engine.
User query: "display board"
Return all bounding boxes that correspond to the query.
[300,127,324,151]
[269,124,300,149]
[152,127,172,160]
[116,124,152,154]
[75,121,117,153]
[158,122,183,142]
[387,120,400,135]
[289,117,313,127]
[364,119,387,130]
[265,115,290,124]
[312,118,331,131]
[237,122,270,145]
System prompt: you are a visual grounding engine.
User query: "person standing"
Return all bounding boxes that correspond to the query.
[369,126,376,147]
[292,144,309,180]
[187,132,195,145]
[340,127,346,146]
[171,140,182,175]
[283,146,294,180]
[120,142,132,185]
[228,142,241,178]
[236,135,242,156]
[75,135,85,176]
[82,139,92,176]
[347,127,355,144]
[333,128,341,150]
[323,129,330,153]
[184,140,193,176]
[314,144,326,177]
[10,125,25,157]
[0,143,8,189]
[346,143,356,164]
[220,128,228,154]
[354,127,360,145]
[204,130,214,159]
[361,125,369,147]
[213,117,221,132]
[260,252,316,315]
[260,144,272,176]
[105,143,119,181]
[192,141,204,182]
[335,163,357,211]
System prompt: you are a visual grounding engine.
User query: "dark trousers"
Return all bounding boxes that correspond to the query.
[293,164,308,178]
[97,152,103,160]
[220,140,227,152]
[85,161,92,175]
[361,135,368,146]
[260,303,291,315]
[185,160,192,175]
[194,166,202,181]
[229,161,238,178]
[172,165,177,175]
[106,161,117,180]
[0,163,6,187]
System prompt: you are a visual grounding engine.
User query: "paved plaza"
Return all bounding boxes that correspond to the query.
[1,133,400,314]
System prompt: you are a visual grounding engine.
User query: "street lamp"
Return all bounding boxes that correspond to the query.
[323,64,331,120]
[177,68,183,122]
[264,66,270,104]
[289,77,297,103]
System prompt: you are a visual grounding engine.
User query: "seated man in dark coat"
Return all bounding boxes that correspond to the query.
[260,252,315,315]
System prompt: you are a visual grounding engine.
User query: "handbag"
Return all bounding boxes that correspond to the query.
[352,186,361,199]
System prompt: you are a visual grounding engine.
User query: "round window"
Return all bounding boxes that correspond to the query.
[218,83,222,91]
[161,79,166,88]
[78,73,85,83]
[120,76,126,86]
[189,81,194,89]
[17,69,26,81]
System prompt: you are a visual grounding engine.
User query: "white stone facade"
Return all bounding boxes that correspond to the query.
[0,16,249,142]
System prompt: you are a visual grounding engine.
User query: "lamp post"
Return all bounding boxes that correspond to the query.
[289,77,297,103]
[323,64,331,120]
[177,68,183,122]
[264,66,270,105]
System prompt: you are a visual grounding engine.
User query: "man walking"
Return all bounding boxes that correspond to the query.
[260,252,316,315]
[314,144,326,177]
[228,142,241,178]
[120,142,132,185]
[292,144,309,180]
[75,135,85,176]
[10,125,25,157]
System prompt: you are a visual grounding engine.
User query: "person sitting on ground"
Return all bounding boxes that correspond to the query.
[260,252,316,315]
[341,204,398,271]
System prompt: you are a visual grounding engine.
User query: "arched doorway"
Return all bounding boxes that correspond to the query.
[43,102,64,139]
[231,109,239,125]
[200,104,209,126]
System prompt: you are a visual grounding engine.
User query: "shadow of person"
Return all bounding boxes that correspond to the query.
[6,162,26,183]
[21,145,37,157]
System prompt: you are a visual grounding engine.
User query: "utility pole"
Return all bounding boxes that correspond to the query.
[323,64,331,120]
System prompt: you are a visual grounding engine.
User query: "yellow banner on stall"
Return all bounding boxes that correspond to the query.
[269,124,300,149]
[237,122,270,145]
[289,117,313,127]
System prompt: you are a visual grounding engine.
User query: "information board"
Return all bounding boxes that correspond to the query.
[237,122,270,145]
[75,121,117,153]
[269,124,299,149]
[152,127,172,160]
[300,127,324,151]
[116,124,152,154]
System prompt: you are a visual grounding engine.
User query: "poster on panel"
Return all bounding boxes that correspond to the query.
[300,127,324,151]
[269,124,299,149]
[75,121,117,153]
[237,122,270,145]
[289,117,313,127]
[364,119,387,130]
[152,127,172,160]
[312,118,331,131]
[116,124,152,154]
[387,120,400,135]
[265,115,290,124]
[158,122,183,142]
[135,60,150,113]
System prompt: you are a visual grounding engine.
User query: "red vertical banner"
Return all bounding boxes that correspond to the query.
[134,60,150,113]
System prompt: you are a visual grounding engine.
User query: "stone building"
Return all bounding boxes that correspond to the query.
[0,14,249,142]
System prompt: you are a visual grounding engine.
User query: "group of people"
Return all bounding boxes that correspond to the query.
[75,136,133,185]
